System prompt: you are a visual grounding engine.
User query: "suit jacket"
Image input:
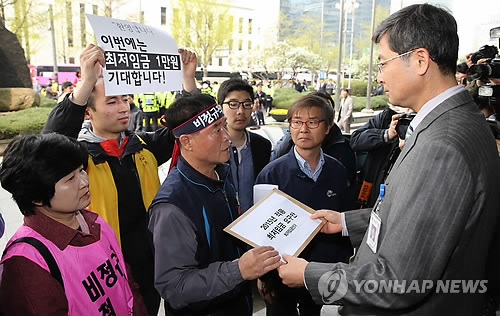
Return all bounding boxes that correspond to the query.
[304,90,500,315]
[339,96,354,124]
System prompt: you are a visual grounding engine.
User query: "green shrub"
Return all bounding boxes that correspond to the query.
[352,95,389,111]
[40,95,57,108]
[337,80,378,97]
[273,88,302,109]
[0,107,52,139]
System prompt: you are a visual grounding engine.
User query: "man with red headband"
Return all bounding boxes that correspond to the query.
[148,94,282,316]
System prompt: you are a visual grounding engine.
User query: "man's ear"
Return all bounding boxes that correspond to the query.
[325,125,332,136]
[85,107,92,120]
[179,135,192,151]
[414,48,431,76]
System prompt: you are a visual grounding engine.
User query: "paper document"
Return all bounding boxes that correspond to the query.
[225,189,325,257]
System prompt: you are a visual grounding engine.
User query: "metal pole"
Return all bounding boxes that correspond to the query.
[348,4,355,89]
[335,0,345,111]
[342,6,348,89]
[365,0,376,110]
[49,4,58,84]
[320,1,324,59]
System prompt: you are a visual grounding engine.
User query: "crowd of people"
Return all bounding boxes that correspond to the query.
[0,3,499,316]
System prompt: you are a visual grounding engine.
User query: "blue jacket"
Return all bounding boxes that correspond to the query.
[256,149,353,263]
[149,156,251,316]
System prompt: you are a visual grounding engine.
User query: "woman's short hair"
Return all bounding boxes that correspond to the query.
[0,133,88,216]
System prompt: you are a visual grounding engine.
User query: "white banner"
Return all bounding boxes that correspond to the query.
[86,14,183,96]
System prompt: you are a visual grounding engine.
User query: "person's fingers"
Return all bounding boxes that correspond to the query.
[262,252,281,265]
[391,113,403,121]
[259,250,279,261]
[310,209,333,220]
[254,246,275,254]
[263,260,282,274]
[281,254,293,264]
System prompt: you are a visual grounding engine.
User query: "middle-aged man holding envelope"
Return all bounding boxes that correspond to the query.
[278,4,500,316]
[42,43,198,316]
[255,94,352,316]
[148,94,281,316]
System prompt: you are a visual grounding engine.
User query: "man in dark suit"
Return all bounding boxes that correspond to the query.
[277,4,500,315]
[218,79,272,213]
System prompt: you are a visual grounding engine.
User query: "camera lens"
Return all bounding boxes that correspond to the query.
[468,64,491,81]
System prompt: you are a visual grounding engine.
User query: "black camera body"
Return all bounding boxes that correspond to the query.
[471,45,499,64]
[396,112,417,140]
[468,57,500,81]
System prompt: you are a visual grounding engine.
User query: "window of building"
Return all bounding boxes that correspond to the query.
[80,3,86,47]
[238,40,242,51]
[219,58,223,66]
[66,1,73,48]
[248,18,252,34]
[228,39,233,50]
[161,7,167,26]
[239,17,243,33]
[69,57,75,64]
[92,4,98,15]
[248,40,252,50]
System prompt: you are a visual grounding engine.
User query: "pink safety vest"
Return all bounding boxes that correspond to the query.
[1,211,133,316]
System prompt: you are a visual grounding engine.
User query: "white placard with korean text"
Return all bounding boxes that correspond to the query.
[224,189,325,257]
[86,14,183,96]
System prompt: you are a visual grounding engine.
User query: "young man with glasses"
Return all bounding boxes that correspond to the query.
[218,79,272,213]
[255,94,352,316]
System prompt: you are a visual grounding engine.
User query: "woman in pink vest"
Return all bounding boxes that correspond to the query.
[0,133,145,315]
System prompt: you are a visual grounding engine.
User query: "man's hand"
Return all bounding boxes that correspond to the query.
[388,113,403,141]
[238,246,281,280]
[277,254,308,288]
[310,209,342,234]
[465,53,473,68]
[179,49,197,93]
[73,44,105,106]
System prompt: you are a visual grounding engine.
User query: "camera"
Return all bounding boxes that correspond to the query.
[470,45,498,64]
[468,57,500,81]
[478,84,500,139]
[395,112,417,140]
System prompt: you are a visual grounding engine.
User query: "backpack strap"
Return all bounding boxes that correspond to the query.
[2,237,64,290]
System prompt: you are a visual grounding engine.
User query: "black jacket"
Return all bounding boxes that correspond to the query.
[248,131,272,179]
[350,108,400,207]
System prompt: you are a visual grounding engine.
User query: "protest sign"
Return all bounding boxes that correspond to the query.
[86,14,183,96]
[224,189,325,257]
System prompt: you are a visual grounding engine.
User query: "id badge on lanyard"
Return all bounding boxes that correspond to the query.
[367,184,385,253]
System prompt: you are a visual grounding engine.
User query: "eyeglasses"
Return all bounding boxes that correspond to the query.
[222,100,254,110]
[289,119,324,129]
[377,49,415,73]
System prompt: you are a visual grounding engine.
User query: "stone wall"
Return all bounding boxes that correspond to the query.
[0,88,40,112]
[0,23,32,88]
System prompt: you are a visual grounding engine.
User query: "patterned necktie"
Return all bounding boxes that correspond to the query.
[405,125,414,141]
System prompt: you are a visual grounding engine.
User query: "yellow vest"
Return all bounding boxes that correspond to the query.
[86,142,160,246]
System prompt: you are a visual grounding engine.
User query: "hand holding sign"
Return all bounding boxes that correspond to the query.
[73,44,105,106]
[310,209,343,234]
[278,254,308,288]
[179,48,197,92]
[238,246,281,280]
